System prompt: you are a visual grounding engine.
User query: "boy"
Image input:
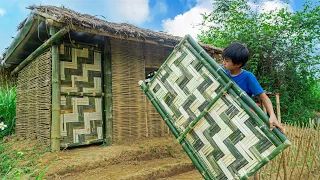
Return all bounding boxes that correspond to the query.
[222,42,284,133]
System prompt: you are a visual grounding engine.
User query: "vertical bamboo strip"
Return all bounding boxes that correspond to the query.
[307,139,318,180]
[283,150,288,180]
[276,93,281,124]
[298,135,312,180]
[104,37,113,145]
[50,26,61,152]
[101,43,107,141]
[268,156,274,180]
[275,152,284,180]
[289,135,303,180]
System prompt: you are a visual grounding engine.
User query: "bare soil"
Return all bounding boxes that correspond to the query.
[6,136,203,179]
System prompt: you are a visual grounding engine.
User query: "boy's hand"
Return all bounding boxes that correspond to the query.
[269,114,285,134]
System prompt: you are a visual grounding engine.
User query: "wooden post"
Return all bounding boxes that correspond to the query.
[51,26,61,152]
[276,93,281,124]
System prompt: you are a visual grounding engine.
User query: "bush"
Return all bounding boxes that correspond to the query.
[0,85,16,139]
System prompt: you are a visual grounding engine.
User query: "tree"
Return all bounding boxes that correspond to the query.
[198,0,320,125]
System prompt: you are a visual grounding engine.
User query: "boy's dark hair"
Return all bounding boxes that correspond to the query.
[222,42,249,67]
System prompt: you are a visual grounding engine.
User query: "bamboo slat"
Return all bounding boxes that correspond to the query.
[140,35,291,180]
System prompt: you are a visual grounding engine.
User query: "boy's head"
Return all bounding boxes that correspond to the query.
[222,42,249,70]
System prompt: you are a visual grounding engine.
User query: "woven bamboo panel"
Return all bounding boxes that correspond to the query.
[110,38,172,141]
[143,36,290,180]
[16,50,52,143]
[60,43,103,147]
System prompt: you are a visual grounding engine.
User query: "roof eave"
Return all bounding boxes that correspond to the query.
[1,13,37,67]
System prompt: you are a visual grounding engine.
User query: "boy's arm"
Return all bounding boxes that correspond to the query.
[258,93,285,133]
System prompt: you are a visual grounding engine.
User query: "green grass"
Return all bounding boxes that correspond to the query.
[0,140,53,179]
[0,85,16,139]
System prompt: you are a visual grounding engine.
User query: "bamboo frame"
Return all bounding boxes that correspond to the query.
[11,26,69,75]
[140,35,291,180]
[184,43,283,146]
[50,26,61,152]
[186,35,288,143]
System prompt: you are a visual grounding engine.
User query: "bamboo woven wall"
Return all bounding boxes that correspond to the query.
[110,38,173,142]
[16,50,52,143]
[143,44,173,137]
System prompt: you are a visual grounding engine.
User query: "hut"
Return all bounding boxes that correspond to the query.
[0,5,223,151]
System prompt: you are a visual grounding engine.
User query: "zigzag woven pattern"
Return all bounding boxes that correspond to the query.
[148,44,276,179]
[60,44,103,147]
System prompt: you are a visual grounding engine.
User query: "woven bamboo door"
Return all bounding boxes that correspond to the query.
[59,43,104,147]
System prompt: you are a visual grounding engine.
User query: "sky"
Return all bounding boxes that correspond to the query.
[0,0,318,56]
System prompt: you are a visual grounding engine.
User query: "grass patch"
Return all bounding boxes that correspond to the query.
[0,139,53,179]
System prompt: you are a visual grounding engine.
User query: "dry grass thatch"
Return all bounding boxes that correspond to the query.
[26,5,222,55]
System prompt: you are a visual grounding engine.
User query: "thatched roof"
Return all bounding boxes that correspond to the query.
[1,5,223,67]
[28,5,222,52]
[28,5,180,43]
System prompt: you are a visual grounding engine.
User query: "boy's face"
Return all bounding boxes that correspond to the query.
[222,58,242,71]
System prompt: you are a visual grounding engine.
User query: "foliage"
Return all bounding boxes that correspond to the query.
[198,0,320,125]
[0,85,16,139]
[0,140,52,179]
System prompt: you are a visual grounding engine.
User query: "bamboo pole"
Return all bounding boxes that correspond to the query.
[298,136,312,180]
[289,135,304,180]
[11,26,69,75]
[104,37,113,145]
[50,26,61,152]
[276,93,281,124]
[139,80,215,180]
[275,152,284,180]
[100,43,107,142]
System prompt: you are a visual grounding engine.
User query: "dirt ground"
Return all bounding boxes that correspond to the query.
[6,136,203,180]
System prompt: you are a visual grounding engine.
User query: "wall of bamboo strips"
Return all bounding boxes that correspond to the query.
[110,38,173,142]
[16,50,52,143]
